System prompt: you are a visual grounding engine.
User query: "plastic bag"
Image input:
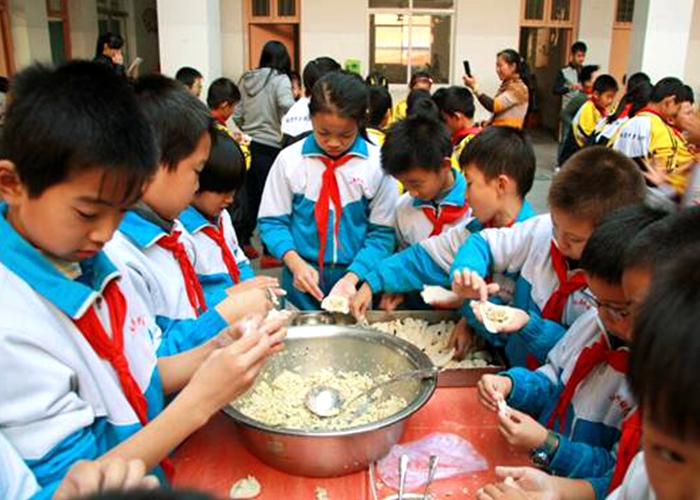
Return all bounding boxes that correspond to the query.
[377,433,488,489]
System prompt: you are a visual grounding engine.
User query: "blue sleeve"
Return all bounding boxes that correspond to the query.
[450,232,493,278]
[258,214,296,260]
[156,308,228,356]
[515,311,568,364]
[586,473,614,500]
[366,244,450,294]
[198,272,233,308]
[505,367,558,417]
[347,224,396,281]
[239,262,255,281]
[549,435,617,484]
[29,486,57,500]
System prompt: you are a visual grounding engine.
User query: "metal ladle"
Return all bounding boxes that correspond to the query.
[305,366,439,418]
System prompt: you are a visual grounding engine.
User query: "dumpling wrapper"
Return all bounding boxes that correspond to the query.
[421,285,460,305]
[479,302,514,334]
[230,475,262,499]
[497,396,511,417]
[321,295,350,315]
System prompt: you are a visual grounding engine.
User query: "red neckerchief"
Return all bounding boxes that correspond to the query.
[541,241,587,322]
[201,220,241,284]
[211,110,228,125]
[619,103,633,119]
[73,279,175,479]
[547,334,629,433]
[157,231,207,316]
[608,411,642,492]
[421,204,470,237]
[314,154,355,277]
[451,126,482,146]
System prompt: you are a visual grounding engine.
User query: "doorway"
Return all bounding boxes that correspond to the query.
[245,0,300,71]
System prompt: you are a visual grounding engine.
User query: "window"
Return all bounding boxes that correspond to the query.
[248,0,299,21]
[46,0,70,65]
[616,0,635,24]
[521,0,578,27]
[369,0,454,85]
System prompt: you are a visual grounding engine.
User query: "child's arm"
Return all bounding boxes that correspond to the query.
[547,437,617,486]
[275,74,296,117]
[504,367,558,417]
[258,155,296,261]
[514,310,568,365]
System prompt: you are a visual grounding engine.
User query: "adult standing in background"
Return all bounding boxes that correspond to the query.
[93,32,125,77]
[462,49,529,129]
[553,41,587,151]
[233,40,295,265]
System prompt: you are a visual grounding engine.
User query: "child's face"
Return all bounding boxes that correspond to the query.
[193,190,235,220]
[441,111,462,135]
[621,265,653,328]
[550,208,595,261]
[593,90,617,111]
[395,161,452,201]
[464,163,509,224]
[142,131,211,221]
[586,275,632,341]
[311,112,359,158]
[0,164,134,262]
[190,78,203,99]
[292,79,302,100]
[660,96,683,123]
[216,101,237,121]
[572,50,586,66]
[644,417,700,500]
[674,102,696,132]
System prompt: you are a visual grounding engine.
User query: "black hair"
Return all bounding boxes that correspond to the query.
[630,247,700,440]
[650,77,691,104]
[367,85,392,129]
[309,70,368,130]
[82,489,217,500]
[0,76,9,93]
[434,86,475,120]
[206,77,241,109]
[684,84,695,105]
[624,207,700,272]
[459,127,536,198]
[381,112,451,176]
[258,40,292,75]
[199,127,246,193]
[607,78,652,124]
[302,57,341,97]
[2,61,157,202]
[626,72,651,90]
[175,67,203,89]
[409,70,433,88]
[406,88,432,118]
[497,49,530,86]
[580,204,667,284]
[366,71,389,88]
[134,74,212,171]
[571,41,588,54]
[95,32,124,58]
[592,74,619,95]
[578,65,599,85]
[290,70,301,84]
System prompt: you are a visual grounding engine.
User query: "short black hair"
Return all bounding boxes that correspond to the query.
[95,32,124,58]
[82,489,217,500]
[409,70,433,88]
[290,70,301,85]
[367,85,392,129]
[433,86,475,120]
[549,147,646,225]
[206,77,241,110]
[366,71,388,88]
[135,74,213,171]
[2,61,157,202]
[579,65,599,85]
[381,113,451,176]
[199,127,246,193]
[303,57,341,96]
[406,88,432,117]
[626,72,651,90]
[580,205,667,284]
[650,77,691,104]
[459,127,536,198]
[175,67,203,89]
[309,70,368,130]
[571,41,587,54]
[684,84,695,105]
[624,207,700,272]
[630,247,700,440]
[592,74,619,94]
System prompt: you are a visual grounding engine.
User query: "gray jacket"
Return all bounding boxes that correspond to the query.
[233,68,295,148]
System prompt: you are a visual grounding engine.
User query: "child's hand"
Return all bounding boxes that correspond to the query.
[379,292,405,311]
[328,273,359,300]
[498,408,549,451]
[350,283,373,319]
[452,269,500,302]
[471,302,531,334]
[477,374,512,411]
[53,458,159,500]
[287,256,324,301]
[226,276,280,296]
[448,317,475,360]
[490,466,562,500]
[477,483,532,500]
[215,288,272,324]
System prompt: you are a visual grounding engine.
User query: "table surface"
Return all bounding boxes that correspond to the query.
[173,388,529,500]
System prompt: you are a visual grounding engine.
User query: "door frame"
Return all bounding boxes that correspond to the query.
[244,0,301,71]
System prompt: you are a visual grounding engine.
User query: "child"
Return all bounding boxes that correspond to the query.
[593,74,652,147]
[367,85,393,146]
[259,71,399,310]
[351,126,537,322]
[180,127,270,307]
[175,66,203,98]
[477,205,665,498]
[557,64,599,164]
[433,86,482,169]
[394,70,434,121]
[290,70,302,101]
[107,75,272,356]
[450,147,646,368]
[207,77,241,127]
[0,61,281,498]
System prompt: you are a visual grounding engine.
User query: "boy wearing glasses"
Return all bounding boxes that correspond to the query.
[474,205,666,499]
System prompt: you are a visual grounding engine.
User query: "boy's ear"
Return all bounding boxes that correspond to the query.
[496,173,512,194]
[441,157,453,172]
[0,160,26,204]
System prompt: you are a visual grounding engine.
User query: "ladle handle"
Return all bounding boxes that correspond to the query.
[422,455,439,500]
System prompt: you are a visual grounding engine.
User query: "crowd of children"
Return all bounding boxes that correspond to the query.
[0,39,698,500]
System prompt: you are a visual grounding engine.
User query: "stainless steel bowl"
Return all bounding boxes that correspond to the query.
[223,325,437,477]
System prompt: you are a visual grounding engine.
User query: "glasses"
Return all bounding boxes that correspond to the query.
[581,290,631,322]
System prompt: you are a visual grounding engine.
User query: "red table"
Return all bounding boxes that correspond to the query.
[173,388,529,499]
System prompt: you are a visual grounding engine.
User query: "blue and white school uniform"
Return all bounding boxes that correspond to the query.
[394,169,470,249]
[180,206,254,307]
[0,205,166,497]
[258,135,398,309]
[450,214,594,367]
[505,308,634,499]
[0,432,39,500]
[606,453,654,500]
[106,210,227,356]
